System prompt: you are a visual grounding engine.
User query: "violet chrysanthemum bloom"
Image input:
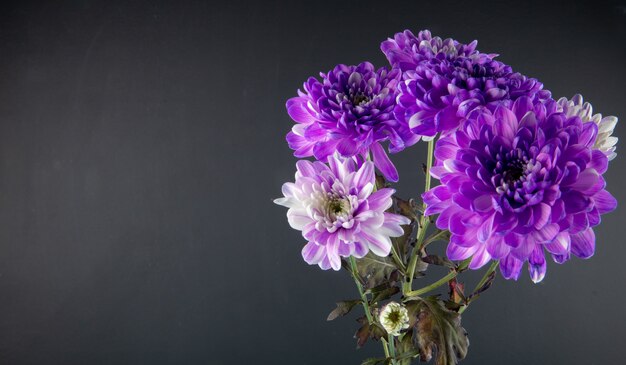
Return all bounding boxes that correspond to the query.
[557,94,618,160]
[285,62,419,182]
[423,97,617,282]
[381,30,550,139]
[274,155,410,270]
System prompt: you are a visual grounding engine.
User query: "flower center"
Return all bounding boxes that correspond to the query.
[387,310,401,324]
[502,159,526,184]
[326,197,351,219]
[493,149,530,196]
[351,92,370,106]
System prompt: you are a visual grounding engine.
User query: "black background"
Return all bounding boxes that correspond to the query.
[0,1,625,364]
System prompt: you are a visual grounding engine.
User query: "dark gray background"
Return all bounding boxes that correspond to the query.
[0,0,624,364]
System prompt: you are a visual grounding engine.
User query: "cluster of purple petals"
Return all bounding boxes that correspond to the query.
[423,97,617,282]
[274,155,410,270]
[285,62,418,181]
[381,30,550,139]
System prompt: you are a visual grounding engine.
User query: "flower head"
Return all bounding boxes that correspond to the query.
[285,62,419,181]
[424,97,617,282]
[557,94,618,160]
[381,30,550,139]
[274,155,410,270]
[379,302,410,336]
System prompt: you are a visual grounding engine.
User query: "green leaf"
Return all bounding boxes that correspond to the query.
[354,323,385,348]
[361,357,387,365]
[469,270,496,300]
[391,223,414,263]
[375,173,389,190]
[354,317,387,348]
[353,253,399,289]
[370,286,400,305]
[327,300,361,321]
[411,257,429,279]
[407,297,469,365]
[355,323,370,348]
[422,254,455,269]
[397,349,420,361]
[370,285,400,305]
[395,197,418,221]
[395,330,419,365]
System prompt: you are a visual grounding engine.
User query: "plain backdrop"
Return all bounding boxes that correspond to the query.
[0,0,625,364]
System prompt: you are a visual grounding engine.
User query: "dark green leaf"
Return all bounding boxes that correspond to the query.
[354,253,399,289]
[375,173,389,190]
[422,254,455,269]
[355,323,370,348]
[391,223,415,262]
[395,197,418,221]
[327,300,361,321]
[469,271,496,300]
[361,358,386,365]
[370,323,386,340]
[354,319,386,348]
[370,285,400,305]
[396,330,419,365]
[408,297,469,365]
[411,257,429,279]
[397,349,420,360]
[444,301,463,312]
[354,323,370,348]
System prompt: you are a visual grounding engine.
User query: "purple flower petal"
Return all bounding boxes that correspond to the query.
[500,254,524,280]
[371,142,399,182]
[544,232,570,255]
[286,97,316,124]
[447,241,479,261]
[353,161,375,192]
[528,245,547,283]
[367,189,395,211]
[593,190,617,214]
[570,228,595,259]
[302,242,325,265]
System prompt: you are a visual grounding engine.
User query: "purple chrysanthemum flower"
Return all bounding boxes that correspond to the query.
[285,62,419,182]
[423,97,617,282]
[557,94,618,161]
[274,155,410,270]
[381,30,550,139]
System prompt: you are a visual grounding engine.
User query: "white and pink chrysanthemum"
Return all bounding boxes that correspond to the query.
[274,155,410,270]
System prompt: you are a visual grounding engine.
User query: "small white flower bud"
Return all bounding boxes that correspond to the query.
[378,301,410,336]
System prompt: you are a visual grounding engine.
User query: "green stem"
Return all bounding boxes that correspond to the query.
[422,229,449,248]
[404,139,435,294]
[474,260,499,292]
[351,254,393,365]
[404,270,458,299]
[459,260,499,314]
[390,245,406,273]
[381,338,391,359]
[348,256,374,324]
[388,334,398,365]
[424,138,434,195]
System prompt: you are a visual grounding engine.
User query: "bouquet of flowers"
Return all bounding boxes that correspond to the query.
[275,30,618,364]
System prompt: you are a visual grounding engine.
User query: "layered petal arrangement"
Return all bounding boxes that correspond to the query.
[424,97,617,282]
[381,30,550,139]
[274,154,410,270]
[557,94,618,160]
[277,28,619,364]
[379,302,410,336]
[285,62,419,181]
